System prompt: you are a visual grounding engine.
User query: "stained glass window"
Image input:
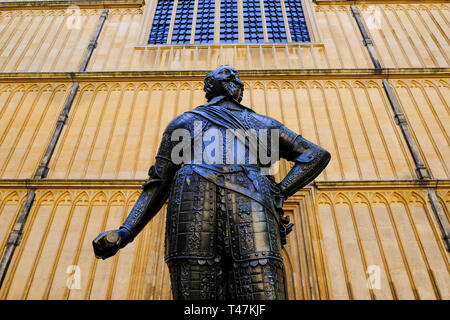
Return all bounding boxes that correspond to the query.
[195,0,215,44]
[263,0,287,42]
[148,0,310,44]
[285,0,310,42]
[148,0,173,44]
[220,0,239,43]
[243,0,264,43]
[171,0,195,44]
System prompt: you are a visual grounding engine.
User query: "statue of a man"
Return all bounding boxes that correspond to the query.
[93,65,330,300]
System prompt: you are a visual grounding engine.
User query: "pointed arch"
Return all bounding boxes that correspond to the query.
[334,193,351,206]
[437,80,448,88]
[74,191,90,205]
[352,80,366,89]
[127,191,141,206]
[407,191,426,205]
[165,83,177,91]
[0,84,13,94]
[338,80,351,89]
[79,83,96,94]
[3,191,20,205]
[252,81,265,90]
[389,192,407,205]
[309,81,322,89]
[281,81,294,90]
[295,81,307,89]
[25,84,39,93]
[422,80,435,88]
[54,83,68,93]
[56,191,72,206]
[38,190,55,206]
[110,83,123,92]
[95,83,109,92]
[110,191,126,206]
[40,84,54,93]
[194,82,204,90]
[366,80,380,89]
[180,82,191,91]
[409,80,422,89]
[352,193,370,205]
[324,81,337,89]
[151,83,163,91]
[371,192,389,205]
[91,191,107,205]
[317,193,332,205]
[267,81,279,90]
[137,83,150,92]
[124,83,136,92]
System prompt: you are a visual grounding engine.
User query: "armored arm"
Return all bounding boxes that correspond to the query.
[271,126,330,245]
[93,116,185,259]
[121,158,177,240]
[265,126,329,245]
[92,158,177,260]
[278,129,331,198]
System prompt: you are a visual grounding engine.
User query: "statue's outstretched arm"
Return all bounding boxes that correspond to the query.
[92,158,177,260]
[92,114,188,260]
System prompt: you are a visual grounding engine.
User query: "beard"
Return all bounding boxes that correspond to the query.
[222,80,243,102]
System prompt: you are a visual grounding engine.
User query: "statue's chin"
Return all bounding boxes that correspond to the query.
[223,81,243,102]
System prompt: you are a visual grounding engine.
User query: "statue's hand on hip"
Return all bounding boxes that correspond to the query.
[92,228,132,260]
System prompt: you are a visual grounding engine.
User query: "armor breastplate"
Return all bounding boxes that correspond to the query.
[164,164,283,264]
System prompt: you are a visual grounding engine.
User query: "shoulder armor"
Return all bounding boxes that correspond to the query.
[247,113,282,130]
[164,112,197,133]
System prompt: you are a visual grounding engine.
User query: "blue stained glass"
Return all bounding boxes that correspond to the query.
[263,0,287,42]
[148,0,310,45]
[195,0,215,43]
[284,0,310,42]
[148,0,173,44]
[172,0,195,44]
[220,0,238,43]
[243,0,264,43]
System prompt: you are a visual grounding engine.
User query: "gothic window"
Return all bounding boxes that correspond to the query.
[171,0,195,44]
[285,0,310,42]
[243,0,264,43]
[220,0,239,43]
[195,0,215,43]
[263,0,287,42]
[148,0,174,44]
[148,0,310,45]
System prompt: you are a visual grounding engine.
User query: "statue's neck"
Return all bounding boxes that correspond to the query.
[217,98,244,110]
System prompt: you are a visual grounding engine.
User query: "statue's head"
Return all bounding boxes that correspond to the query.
[204,65,244,103]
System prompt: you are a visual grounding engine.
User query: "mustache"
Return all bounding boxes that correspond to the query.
[223,80,243,93]
[223,78,244,90]
[222,80,244,102]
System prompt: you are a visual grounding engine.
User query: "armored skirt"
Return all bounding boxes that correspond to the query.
[164,164,287,300]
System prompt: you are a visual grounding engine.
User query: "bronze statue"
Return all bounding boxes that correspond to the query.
[93,65,330,300]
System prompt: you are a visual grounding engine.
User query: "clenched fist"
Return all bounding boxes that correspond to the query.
[92,228,132,260]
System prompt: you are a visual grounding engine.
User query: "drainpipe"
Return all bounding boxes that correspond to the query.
[0,9,109,289]
[350,5,449,251]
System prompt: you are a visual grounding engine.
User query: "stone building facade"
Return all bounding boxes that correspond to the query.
[0,0,448,299]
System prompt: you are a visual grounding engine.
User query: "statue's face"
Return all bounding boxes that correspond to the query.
[206,65,244,102]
